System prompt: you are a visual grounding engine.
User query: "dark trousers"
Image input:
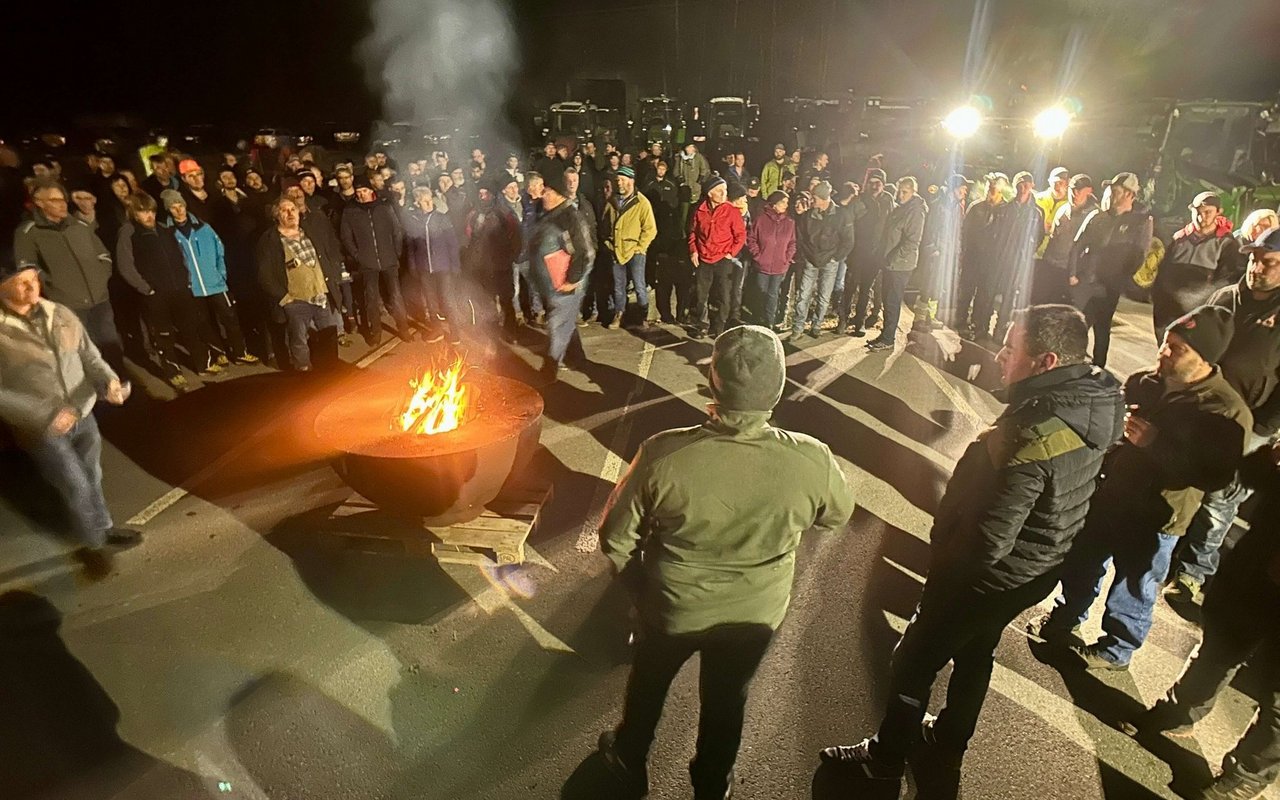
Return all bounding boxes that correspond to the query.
[358,268,408,337]
[141,290,209,376]
[1081,287,1121,368]
[874,573,1056,759]
[1154,563,1280,784]
[478,268,518,330]
[615,623,774,797]
[692,258,733,335]
[23,414,112,549]
[583,255,614,320]
[545,283,587,367]
[876,269,911,344]
[652,246,693,322]
[1031,261,1069,305]
[72,301,124,376]
[753,271,786,327]
[840,258,880,330]
[197,292,247,358]
[417,271,461,333]
[728,258,747,325]
[282,301,339,370]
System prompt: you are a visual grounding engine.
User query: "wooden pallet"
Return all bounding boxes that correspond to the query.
[318,484,552,567]
[431,484,553,567]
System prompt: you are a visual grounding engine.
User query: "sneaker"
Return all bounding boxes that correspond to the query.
[1197,771,1271,800]
[867,338,894,352]
[660,314,677,324]
[104,527,143,549]
[691,328,709,339]
[1123,702,1195,739]
[214,354,230,367]
[167,374,189,391]
[1068,643,1129,671]
[607,318,622,330]
[201,362,224,376]
[235,353,261,365]
[1163,573,1204,606]
[692,766,734,800]
[531,312,547,328]
[808,327,823,338]
[1025,612,1082,646]
[597,730,649,794]
[817,738,905,779]
[363,330,380,347]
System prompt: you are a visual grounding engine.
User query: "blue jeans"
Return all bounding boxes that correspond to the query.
[792,260,838,334]
[829,259,847,310]
[753,271,786,327]
[1050,528,1179,665]
[514,261,544,318]
[611,253,648,322]
[545,283,586,366]
[1177,481,1251,583]
[283,301,339,370]
[24,414,112,548]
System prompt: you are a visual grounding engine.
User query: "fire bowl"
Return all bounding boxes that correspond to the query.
[314,371,544,525]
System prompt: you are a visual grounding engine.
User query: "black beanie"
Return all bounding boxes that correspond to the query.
[1167,305,1234,364]
[709,325,786,412]
[727,182,748,201]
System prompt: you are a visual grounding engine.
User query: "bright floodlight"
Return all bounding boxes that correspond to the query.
[942,106,982,139]
[1034,107,1072,139]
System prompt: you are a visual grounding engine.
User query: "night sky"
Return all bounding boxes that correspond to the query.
[3,0,1279,132]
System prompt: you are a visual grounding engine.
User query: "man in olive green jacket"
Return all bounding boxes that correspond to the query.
[598,324,855,800]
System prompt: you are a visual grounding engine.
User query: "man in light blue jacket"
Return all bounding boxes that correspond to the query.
[162,190,257,365]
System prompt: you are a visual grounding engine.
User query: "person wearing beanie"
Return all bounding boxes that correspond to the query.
[823,305,1125,783]
[792,178,854,339]
[602,164,656,329]
[599,324,854,800]
[686,175,746,338]
[0,252,141,579]
[339,173,409,346]
[1031,304,1252,673]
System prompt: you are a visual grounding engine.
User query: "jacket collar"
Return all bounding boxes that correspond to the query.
[1006,363,1095,406]
[705,409,772,434]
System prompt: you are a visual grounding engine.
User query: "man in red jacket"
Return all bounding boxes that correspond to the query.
[688,176,746,339]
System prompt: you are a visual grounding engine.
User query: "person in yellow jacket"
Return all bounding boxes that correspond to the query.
[1034,166,1070,257]
[603,166,657,329]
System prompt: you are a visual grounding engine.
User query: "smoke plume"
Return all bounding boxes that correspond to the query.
[359,0,519,149]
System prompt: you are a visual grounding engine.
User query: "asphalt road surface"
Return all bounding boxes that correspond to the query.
[1,299,1275,800]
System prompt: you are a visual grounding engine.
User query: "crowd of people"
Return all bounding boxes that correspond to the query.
[2,133,1279,800]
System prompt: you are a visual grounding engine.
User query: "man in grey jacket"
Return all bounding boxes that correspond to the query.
[0,257,139,578]
[13,179,123,371]
[868,177,928,352]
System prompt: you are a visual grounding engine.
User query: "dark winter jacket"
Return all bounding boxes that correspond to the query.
[797,201,854,267]
[1005,198,1046,279]
[1041,198,1098,271]
[959,199,1013,277]
[526,199,597,296]
[13,211,113,310]
[848,190,893,264]
[1151,220,1236,326]
[403,208,462,275]
[880,193,928,271]
[1087,368,1252,538]
[464,201,522,273]
[643,178,682,245]
[921,193,966,275]
[1068,208,1153,299]
[339,200,403,272]
[1207,280,1280,437]
[928,364,1125,593]
[747,206,797,276]
[255,225,345,320]
[115,222,191,296]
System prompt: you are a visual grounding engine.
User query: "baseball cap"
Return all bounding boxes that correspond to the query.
[1242,227,1280,254]
[1069,174,1092,190]
[1103,172,1140,193]
[947,174,973,190]
[1189,191,1222,210]
[1049,166,1070,181]
[748,176,761,190]
[1012,170,1035,186]
[178,158,201,175]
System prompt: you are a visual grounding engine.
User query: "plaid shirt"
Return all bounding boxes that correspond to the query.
[281,231,328,307]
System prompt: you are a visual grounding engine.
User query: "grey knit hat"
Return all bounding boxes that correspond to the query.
[710,325,786,412]
[160,189,185,210]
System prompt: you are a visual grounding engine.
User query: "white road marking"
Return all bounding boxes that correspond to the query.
[914,357,987,428]
[574,342,657,553]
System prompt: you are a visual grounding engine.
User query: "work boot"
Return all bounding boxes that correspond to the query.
[1163,572,1204,606]
[215,353,231,367]
[104,527,143,549]
[1196,771,1272,800]
[1068,643,1129,671]
[818,738,905,779]
[1025,612,1082,647]
[914,714,963,799]
[607,317,622,330]
[167,373,189,392]
[691,764,734,800]
[597,730,649,795]
[235,352,261,365]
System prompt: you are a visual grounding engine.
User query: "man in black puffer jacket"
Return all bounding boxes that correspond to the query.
[339,176,408,346]
[821,304,1123,782]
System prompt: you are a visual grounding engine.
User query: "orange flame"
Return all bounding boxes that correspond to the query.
[395,360,470,435]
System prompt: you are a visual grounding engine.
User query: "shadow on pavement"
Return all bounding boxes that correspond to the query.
[811,761,902,799]
[0,590,217,799]
[560,752,645,800]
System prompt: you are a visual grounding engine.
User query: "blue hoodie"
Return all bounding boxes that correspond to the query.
[171,214,228,297]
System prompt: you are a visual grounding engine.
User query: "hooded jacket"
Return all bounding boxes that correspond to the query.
[603,190,658,264]
[339,200,404,272]
[688,198,747,263]
[928,363,1124,593]
[13,211,113,310]
[170,215,229,297]
[403,207,462,275]
[796,201,854,267]
[1151,218,1235,323]
[1086,368,1251,539]
[747,205,797,276]
[1207,279,1280,437]
[0,299,117,437]
[600,329,855,635]
[880,193,928,271]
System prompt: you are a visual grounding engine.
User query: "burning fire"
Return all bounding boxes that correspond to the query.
[395,360,471,435]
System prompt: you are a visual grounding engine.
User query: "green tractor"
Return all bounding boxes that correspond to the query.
[1148,98,1280,234]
